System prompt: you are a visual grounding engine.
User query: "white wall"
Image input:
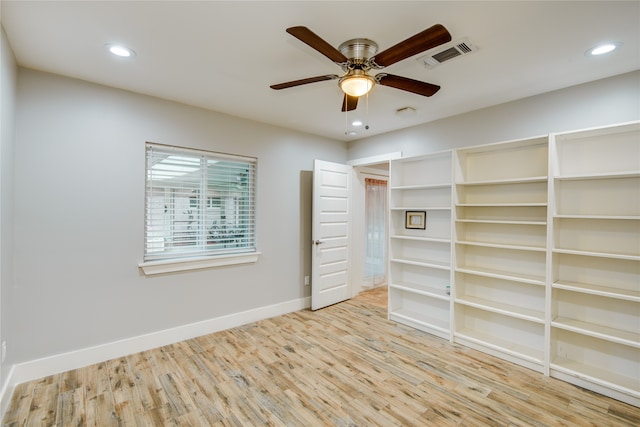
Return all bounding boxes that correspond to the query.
[348,71,640,160]
[13,69,346,366]
[0,24,17,403]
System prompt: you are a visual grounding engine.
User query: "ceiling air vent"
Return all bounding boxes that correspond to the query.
[417,38,478,69]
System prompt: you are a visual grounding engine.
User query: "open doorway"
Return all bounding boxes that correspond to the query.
[354,163,389,295]
[363,175,388,288]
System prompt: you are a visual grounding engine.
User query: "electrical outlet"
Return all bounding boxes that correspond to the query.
[2,341,6,363]
[304,276,310,286]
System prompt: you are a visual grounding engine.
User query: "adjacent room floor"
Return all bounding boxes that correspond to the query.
[3,286,639,426]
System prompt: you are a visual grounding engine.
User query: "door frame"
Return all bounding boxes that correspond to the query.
[355,167,390,292]
[347,152,400,297]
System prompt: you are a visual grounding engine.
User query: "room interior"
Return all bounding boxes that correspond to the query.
[0,1,639,424]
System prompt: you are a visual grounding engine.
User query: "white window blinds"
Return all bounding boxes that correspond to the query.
[144,143,257,262]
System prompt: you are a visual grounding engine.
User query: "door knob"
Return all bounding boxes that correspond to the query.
[314,240,324,245]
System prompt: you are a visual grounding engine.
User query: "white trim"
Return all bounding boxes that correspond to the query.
[356,166,390,177]
[347,152,402,166]
[139,251,261,275]
[9,295,309,387]
[146,141,258,162]
[0,365,16,421]
[550,369,640,408]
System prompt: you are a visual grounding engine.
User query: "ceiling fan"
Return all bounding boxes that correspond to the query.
[270,24,452,111]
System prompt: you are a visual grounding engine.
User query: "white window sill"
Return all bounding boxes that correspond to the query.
[139,252,261,276]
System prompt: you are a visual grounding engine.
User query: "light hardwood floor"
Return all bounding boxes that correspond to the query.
[3,286,639,426]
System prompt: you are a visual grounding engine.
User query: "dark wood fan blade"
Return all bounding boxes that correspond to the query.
[377,74,440,97]
[286,26,348,64]
[341,94,358,112]
[270,75,338,90]
[372,24,451,67]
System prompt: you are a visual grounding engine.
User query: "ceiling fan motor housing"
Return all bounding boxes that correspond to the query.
[339,38,378,61]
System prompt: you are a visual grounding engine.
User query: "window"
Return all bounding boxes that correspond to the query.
[143,143,257,268]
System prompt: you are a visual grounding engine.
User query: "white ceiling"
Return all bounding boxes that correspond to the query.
[2,1,638,142]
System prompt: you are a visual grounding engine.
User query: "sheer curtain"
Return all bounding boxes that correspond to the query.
[364,178,388,288]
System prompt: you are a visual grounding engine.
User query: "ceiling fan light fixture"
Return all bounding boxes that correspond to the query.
[339,71,375,97]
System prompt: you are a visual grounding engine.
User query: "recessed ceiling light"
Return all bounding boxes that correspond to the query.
[352,120,363,126]
[586,42,621,56]
[105,44,136,58]
[345,131,358,136]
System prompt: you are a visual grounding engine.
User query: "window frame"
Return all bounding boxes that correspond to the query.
[139,142,259,275]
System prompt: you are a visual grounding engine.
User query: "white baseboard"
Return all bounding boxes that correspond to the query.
[0,365,16,420]
[7,296,310,394]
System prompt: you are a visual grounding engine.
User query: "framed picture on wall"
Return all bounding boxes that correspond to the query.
[405,211,426,229]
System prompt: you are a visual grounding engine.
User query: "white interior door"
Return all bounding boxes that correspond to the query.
[311,160,352,310]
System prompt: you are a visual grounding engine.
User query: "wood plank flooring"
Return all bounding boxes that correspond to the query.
[4,286,639,426]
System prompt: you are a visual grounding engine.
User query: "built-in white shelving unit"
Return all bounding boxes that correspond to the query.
[387,122,640,407]
[388,151,453,339]
[453,136,549,372]
[549,122,640,406]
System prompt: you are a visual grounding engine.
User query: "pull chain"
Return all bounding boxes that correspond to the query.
[365,91,370,130]
[344,96,348,136]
